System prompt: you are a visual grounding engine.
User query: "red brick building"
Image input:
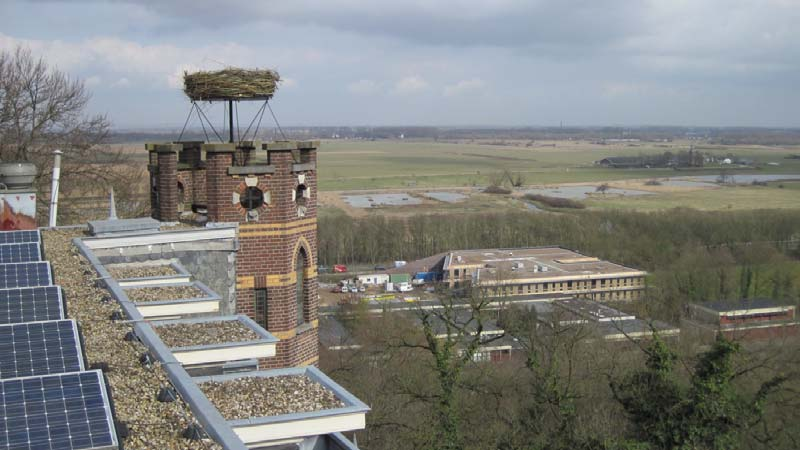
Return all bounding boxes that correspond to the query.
[147,140,320,367]
[686,299,798,341]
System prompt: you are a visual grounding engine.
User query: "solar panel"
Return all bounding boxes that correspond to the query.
[0,262,52,289]
[0,320,84,380]
[0,286,65,325]
[0,370,118,450]
[0,243,41,264]
[0,230,40,245]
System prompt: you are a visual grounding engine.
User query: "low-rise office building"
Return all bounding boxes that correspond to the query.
[443,247,647,301]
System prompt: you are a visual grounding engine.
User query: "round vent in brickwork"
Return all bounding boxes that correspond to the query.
[240,186,264,210]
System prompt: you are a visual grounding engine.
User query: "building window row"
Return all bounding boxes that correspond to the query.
[485,277,644,298]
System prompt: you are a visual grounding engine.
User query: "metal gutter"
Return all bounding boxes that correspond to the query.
[81,225,237,249]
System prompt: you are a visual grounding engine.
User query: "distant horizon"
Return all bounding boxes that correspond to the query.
[109,124,800,133]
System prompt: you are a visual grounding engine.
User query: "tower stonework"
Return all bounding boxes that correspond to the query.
[146,140,320,368]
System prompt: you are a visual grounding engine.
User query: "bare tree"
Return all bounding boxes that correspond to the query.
[395,288,504,450]
[488,170,508,188]
[510,171,526,188]
[0,46,144,222]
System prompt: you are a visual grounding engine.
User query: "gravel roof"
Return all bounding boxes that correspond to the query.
[155,321,260,348]
[126,285,205,302]
[43,229,221,450]
[107,264,178,280]
[200,376,344,420]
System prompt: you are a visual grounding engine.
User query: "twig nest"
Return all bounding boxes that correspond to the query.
[183,68,280,101]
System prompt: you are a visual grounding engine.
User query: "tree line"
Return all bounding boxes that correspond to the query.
[318,208,800,271]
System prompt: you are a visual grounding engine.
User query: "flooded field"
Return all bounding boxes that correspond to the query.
[424,192,468,203]
[686,174,800,184]
[525,186,653,199]
[343,193,422,208]
[524,202,543,212]
[647,179,715,188]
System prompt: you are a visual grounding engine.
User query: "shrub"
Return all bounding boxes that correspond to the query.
[484,185,511,195]
[524,194,586,209]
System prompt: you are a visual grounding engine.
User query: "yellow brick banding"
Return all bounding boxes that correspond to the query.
[239,218,316,230]
[299,355,320,367]
[238,224,316,238]
[235,266,318,289]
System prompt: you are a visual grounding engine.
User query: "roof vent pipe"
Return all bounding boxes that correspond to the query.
[48,150,63,228]
[108,186,118,220]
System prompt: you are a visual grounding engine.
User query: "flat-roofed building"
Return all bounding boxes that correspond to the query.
[686,299,798,341]
[531,299,680,342]
[443,247,647,301]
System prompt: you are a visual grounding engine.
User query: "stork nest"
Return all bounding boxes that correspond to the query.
[183,68,280,101]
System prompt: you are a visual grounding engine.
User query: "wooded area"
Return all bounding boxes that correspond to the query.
[319,208,800,449]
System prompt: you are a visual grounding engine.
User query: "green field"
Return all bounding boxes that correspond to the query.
[584,183,800,211]
[317,139,800,191]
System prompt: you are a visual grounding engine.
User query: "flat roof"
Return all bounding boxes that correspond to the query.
[596,319,681,341]
[444,247,645,283]
[43,229,219,449]
[699,298,794,313]
[555,298,636,322]
[57,224,366,450]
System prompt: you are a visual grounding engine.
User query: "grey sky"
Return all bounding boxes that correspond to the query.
[1,0,798,128]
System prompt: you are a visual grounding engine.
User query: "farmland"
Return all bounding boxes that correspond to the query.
[103,138,800,220]
[315,139,800,215]
[316,139,800,190]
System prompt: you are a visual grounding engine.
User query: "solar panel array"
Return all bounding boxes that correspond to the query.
[0,320,84,380]
[0,243,41,264]
[0,230,40,245]
[0,371,117,450]
[0,286,64,325]
[0,230,118,449]
[0,262,52,289]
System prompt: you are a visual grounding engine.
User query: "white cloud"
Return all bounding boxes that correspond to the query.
[0,33,270,89]
[84,76,102,87]
[347,79,379,95]
[110,77,131,88]
[391,76,429,95]
[280,77,298,89]
[601,82,648,97]
[169,64,201,89]
[443,78,485,96]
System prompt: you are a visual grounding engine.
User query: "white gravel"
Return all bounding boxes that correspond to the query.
[200,375,344,420]
[44,229,221,450]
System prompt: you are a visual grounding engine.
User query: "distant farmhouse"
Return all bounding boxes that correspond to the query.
[596,149,706,168]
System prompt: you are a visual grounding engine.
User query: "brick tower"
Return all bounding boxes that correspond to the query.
[147,140,320,368]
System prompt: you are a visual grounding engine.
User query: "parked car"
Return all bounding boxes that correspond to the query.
[340,285,349,293]
[374,265,387,271]
[349,286,359,293]
[358,285,366,292]
[318,265,330,274]
[333,264,347,273]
